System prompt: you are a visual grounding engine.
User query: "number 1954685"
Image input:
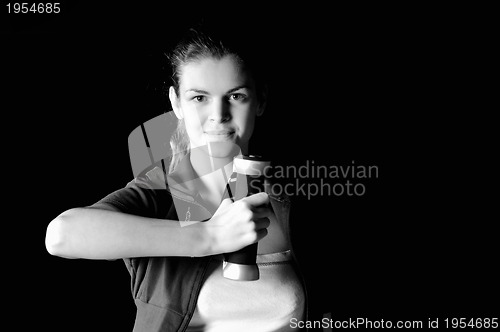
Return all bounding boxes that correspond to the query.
[6,3,60,14]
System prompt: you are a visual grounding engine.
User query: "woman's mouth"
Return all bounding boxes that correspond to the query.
[204,130,236,141]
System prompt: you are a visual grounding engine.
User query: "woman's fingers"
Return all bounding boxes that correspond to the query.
[254,217,271,231]
[206,192,273,253]
[255,228,268,242]
[241,192,269,207]
[252,206,273,219]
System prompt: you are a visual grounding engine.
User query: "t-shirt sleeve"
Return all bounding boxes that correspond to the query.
[89,167,173,219]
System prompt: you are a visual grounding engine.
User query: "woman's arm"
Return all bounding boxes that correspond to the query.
[45,192,272,260]
[45,207,209,259]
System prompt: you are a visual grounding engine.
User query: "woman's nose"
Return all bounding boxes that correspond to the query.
[208,99,231,123]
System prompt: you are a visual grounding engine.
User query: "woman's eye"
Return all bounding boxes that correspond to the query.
[192,96,206,102]
[229,93,246,101]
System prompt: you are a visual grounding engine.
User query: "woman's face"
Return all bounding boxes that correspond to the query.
[170,54,263,158]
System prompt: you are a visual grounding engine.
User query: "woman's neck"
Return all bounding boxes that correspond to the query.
[189,148,236,210]
[190,148,234,177]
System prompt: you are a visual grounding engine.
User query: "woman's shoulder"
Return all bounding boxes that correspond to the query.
[129,164,168,190]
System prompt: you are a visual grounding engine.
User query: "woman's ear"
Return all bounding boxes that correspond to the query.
[169,86,183,119]
[256,85,268,117]
[256,102,266,117]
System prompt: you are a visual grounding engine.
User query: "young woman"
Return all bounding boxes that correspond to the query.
[45,24,308,331]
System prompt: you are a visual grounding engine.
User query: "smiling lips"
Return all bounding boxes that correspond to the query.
[204,130,235,141]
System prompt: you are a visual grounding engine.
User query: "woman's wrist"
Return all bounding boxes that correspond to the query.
[188,221,213,257]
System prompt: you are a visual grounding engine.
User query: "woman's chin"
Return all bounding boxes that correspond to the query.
[203,141,241,159]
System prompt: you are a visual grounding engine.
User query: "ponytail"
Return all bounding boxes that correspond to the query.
[168,118,190,173]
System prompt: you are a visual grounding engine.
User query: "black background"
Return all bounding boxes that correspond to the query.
[3,2,498,331]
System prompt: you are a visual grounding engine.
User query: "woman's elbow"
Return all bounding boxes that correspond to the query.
[45,211,75,258]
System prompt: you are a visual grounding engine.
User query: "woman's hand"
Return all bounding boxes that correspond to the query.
[201,192,271,255]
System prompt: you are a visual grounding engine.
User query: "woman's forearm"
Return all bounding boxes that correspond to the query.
[45,207,208,260]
